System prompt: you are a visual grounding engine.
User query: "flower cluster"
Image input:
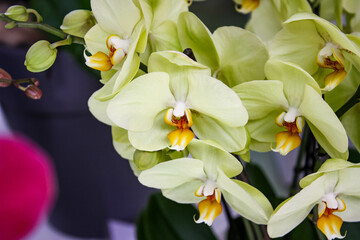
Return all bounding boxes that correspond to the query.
[2,0,360,238]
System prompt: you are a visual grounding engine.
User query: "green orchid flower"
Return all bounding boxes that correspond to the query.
[233,60,348,159]
[85,0,148,125]
[268,158,360,240]
[270,13,360,92]
[138,139,273,226]
[86,0,187,126]
[177,12,269,87]
[106,51,249,153]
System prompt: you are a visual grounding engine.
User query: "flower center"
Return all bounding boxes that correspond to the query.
[317,195,346,240]
[316,42,347,92]
[85,34,130,71]
[273,109,304,155]
[194,183,222,226]
[164,102,194,151]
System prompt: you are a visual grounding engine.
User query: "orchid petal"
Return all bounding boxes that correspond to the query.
[233,80,288,120]
[191,113,249,153]
[265,60,321,107]
[300,158,353,188]
[148,51,210,102]
[84,24,109,54]
[148,20,182,53]
[187,139,243,179]
[245,0,283,42]
[107,72,175,131]
[93,49,140,101]
[267,175,328,238]
[150,0,188,29]
[162,180,204,204]
[269,20,324,74]
[285,13,360,57]
[186,73,248,127]
[128,110,174,151]
[91,0,141,38]
[335,195,360,222]
[298,85,348,158]
[88,90,114,126]
[335,166,360,196]
[213,26,268,87]
[138,158,206,189]
[217,170,273,225]
[112,126,135,160]
[177,12,220,71]
[246,111,284,149]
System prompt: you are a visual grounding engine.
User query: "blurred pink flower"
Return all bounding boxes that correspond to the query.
[0,134,56,240]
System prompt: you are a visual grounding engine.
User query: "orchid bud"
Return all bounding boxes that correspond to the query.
[25,40,57,73]
[0,68,12,87]
[5,5,29,22]
[133,150,163,171]
[24,85,42,100]
[60,10,96,38]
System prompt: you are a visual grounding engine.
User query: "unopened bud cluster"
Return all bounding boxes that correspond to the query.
[0,68,42,100]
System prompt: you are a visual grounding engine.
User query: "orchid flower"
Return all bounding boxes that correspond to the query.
[107,51,249,153]
[270,13,360,92]
[87,0,187,125]
[138,139,273,226]
[176,12,269,87]
[233,60,348,159]
[268,158,360,239]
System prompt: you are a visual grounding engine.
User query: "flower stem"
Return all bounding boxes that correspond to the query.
[139,62,148,73]
[222,198,241,240]
[290,124,309,195]
[336,84,360,118]
[0,13,84,45]
[0,77,37,84]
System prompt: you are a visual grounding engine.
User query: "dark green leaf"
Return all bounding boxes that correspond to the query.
[348,148,360,163]
[137,193,216,240]
[245,163,283,208]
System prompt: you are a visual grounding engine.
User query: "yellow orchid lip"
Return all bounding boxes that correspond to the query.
[195,197,222,226]
[167,128,194,151]
[165,105,194,151]
[316,42,347,92]
[194,186,222,226]
[84,51,112,71]
[317,199,346,240]
[85,34,129,71]
[273,111,304,155]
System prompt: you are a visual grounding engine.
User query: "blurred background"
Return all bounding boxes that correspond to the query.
[0,0,302,239]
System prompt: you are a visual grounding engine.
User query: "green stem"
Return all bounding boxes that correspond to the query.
[26,9,43,23]
[222,199,241,240]
[243,219,256,240]
[290,124,310,196]
[0,77,37,84]
[0,13,84,45]
[336,85,360,118]
[139,62,148,73]
[251,222,263,240]
[0,78,11,84]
